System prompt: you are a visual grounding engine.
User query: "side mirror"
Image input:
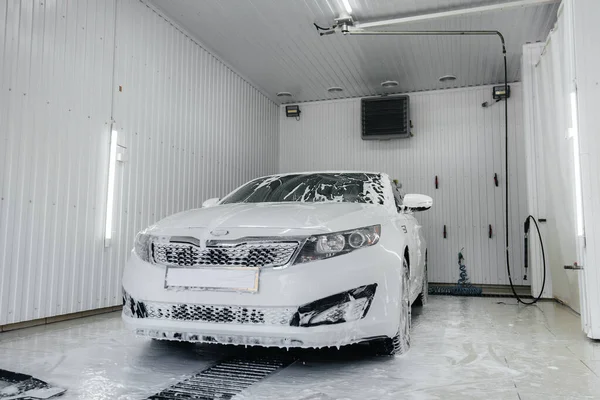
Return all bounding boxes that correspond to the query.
[403,194,433,212]
[202,197,220,208]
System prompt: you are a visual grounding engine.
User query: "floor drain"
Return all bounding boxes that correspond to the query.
[148,355,296,399]
[0,369,66,399]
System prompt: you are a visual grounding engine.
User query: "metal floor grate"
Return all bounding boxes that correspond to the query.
[0,369,66,399]
[148,355,296,400]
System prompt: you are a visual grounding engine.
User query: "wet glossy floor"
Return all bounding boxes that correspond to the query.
[1,296,598,400]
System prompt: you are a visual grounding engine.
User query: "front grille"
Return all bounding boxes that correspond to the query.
[123,292,295,325]
[152,241,298,268]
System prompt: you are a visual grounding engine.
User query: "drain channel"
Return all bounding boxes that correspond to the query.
[148,355,296,399]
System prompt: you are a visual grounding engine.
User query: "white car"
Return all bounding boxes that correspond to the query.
[122,172,432,355]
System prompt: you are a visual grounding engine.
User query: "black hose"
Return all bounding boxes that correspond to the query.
[507,216,547,304]
[339,29,547,303]
[314,22,334,31]
[502,51,546,305]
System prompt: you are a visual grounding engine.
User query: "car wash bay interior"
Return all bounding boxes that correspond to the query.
[1,0,600,399]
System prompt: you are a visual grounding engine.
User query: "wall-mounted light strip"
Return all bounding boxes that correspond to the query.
[570,92,584,238]
[104,128,118,247]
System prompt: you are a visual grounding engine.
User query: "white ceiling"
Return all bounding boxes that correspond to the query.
[150,0,559,104]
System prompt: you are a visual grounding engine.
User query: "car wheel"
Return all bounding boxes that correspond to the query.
[371,255,411,356]
[413,254,428,307]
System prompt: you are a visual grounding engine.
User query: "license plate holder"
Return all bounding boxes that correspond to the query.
[165,266,259,292]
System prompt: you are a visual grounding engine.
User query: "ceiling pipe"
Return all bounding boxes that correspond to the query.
[355,0,559,29]
[338,27,545,305]
[342,28,506,54]
[337,27,537,303]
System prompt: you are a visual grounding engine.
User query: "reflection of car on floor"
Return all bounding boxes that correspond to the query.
[122,171,432,355]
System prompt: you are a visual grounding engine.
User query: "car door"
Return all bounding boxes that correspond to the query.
[388,180,417,290]
[389,180,424,299]
[403,212,425,298]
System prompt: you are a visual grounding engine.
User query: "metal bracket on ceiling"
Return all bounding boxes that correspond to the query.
[334,15,354,34]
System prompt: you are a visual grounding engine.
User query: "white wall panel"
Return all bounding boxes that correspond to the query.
[0,0,117,326]
[521,0,583,313]
[521,43,553,300]
[573,0,600,339]
[0,0,278,326]
[279,85,528,286]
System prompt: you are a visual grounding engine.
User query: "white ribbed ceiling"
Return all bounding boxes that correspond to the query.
[150,0,559,103]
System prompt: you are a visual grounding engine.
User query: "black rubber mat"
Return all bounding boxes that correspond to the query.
[428,289,533,299]
[0,369,66,399]
[148,354,296,400]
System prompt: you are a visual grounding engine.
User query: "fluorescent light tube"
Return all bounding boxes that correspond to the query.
[342,0,352,14]
[570,92,584,237]
[105,129,118,247]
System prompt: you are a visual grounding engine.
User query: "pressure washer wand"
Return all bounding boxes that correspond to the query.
[523,218,530,280]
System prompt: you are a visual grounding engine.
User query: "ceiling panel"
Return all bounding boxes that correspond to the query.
[149,0,558,103]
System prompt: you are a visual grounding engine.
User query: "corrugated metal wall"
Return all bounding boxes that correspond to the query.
[0,0,279,325]
[279,84,528,286]
[0,0,117,326]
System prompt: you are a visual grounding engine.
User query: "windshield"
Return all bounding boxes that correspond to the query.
[220,173,386,205]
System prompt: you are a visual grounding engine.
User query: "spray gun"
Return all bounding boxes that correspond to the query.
[523,218,530,281]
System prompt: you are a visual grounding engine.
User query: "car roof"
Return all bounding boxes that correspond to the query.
[250,171,385,181]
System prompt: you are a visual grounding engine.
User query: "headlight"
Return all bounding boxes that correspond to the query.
[134,232,152,262]
[294,225,381,264]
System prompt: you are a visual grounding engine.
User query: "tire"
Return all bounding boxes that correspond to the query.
[413,255,428,307]
[371,255,411,356]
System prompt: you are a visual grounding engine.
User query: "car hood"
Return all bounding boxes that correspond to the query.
[151,202,388,234]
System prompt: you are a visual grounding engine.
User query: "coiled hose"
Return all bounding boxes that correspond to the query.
[429,249,483,296]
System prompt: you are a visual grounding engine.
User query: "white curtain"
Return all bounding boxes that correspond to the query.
[523,0,582,310]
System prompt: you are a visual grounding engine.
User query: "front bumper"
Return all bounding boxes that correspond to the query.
[122,316,388,348]
[122,305,386,349]
[121,245,402,348]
